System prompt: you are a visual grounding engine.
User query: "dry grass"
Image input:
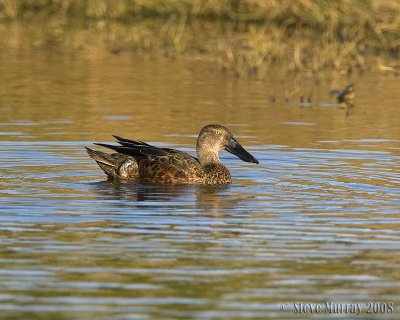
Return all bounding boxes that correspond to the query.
[0,0,399,77]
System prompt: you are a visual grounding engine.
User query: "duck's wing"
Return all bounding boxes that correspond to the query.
[329,89,345,98]
[94,136,202,184]
[113,135,182,156]
[95,136,198,162]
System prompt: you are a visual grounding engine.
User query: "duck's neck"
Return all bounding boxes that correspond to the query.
[196,144,221,166]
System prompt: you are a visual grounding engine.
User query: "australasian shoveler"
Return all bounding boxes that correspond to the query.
[86,124,259,185]
[330,84,355,106]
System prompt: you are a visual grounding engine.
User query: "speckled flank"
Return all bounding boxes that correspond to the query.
[86,124,258,185]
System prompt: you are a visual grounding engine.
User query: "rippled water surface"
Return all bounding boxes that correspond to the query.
[0,53,399,319]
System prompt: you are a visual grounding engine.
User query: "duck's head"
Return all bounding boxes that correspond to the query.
[197,124,259,165]
[345,84,354,93]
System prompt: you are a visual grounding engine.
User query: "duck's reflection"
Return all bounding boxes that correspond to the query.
[91,181,237,214]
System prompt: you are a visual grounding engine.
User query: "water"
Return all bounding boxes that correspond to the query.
[0,52,399,319]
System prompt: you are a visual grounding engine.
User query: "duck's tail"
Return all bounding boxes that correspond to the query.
[85,147,120,178]
[85,147,139,181]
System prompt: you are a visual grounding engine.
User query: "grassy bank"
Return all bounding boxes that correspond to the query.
[0,0,399,77]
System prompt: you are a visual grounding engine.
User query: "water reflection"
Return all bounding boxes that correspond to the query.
[91,182,234,214]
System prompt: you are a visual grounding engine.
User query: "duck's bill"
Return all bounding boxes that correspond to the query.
[225,138,259,164]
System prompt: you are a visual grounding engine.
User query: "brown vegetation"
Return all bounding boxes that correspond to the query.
[0,0,399,77]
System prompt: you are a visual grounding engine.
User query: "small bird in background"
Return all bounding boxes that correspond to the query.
[330,84,355,106]
[267,95,276,104]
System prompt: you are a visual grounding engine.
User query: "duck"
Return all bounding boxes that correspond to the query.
[86,124,259,185]
[330,84,355,106]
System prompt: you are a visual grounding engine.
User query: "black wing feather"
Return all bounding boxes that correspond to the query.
[94,136,198,162]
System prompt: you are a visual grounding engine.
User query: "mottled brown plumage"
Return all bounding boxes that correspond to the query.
[86,124,259,185]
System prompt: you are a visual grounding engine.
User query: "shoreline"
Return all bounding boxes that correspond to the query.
[1,0,399,78]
